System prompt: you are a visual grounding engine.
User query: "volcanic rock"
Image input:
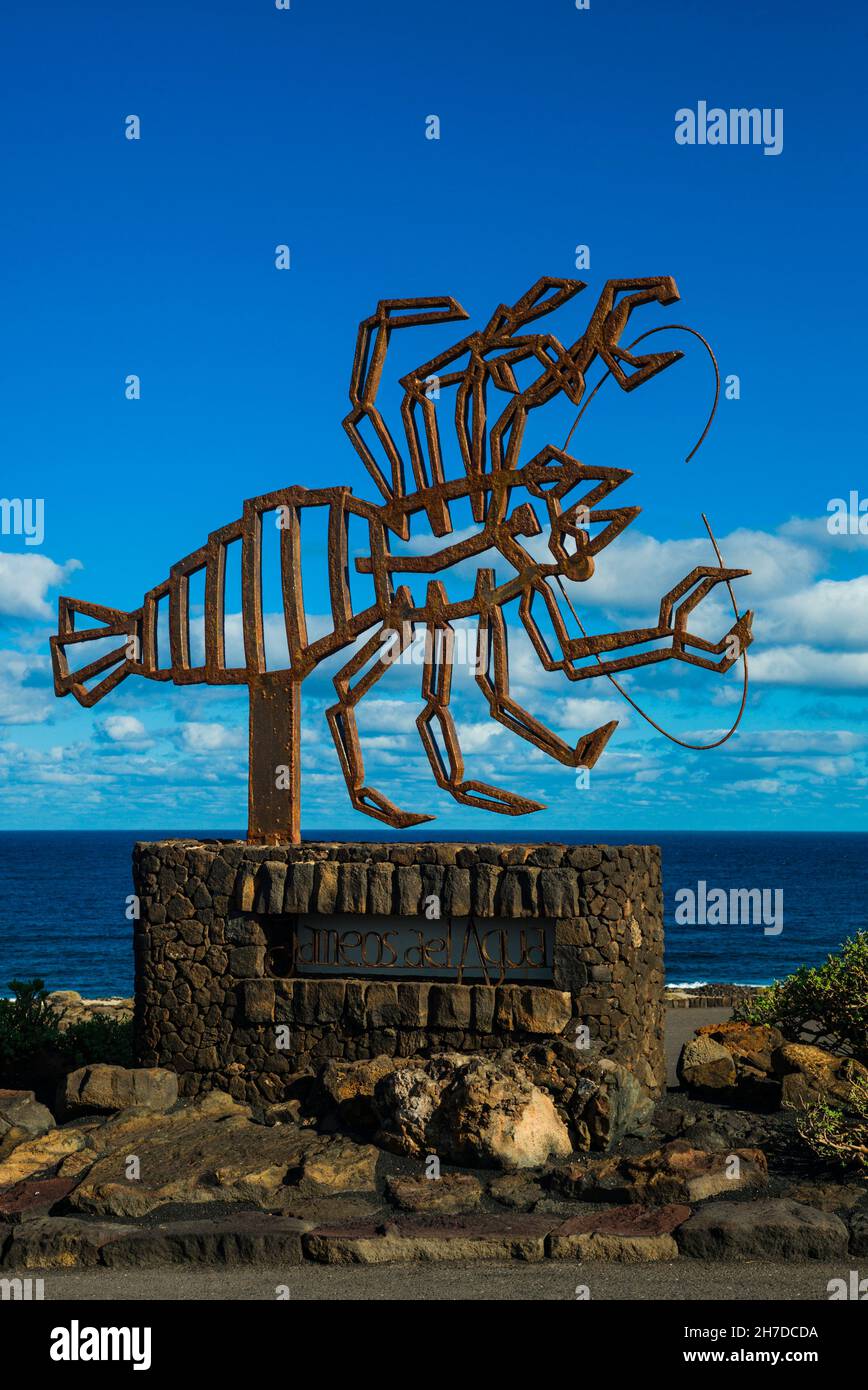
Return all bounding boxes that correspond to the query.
[676,1198,849,1260]
[385,1172,482,1214]
[58,1064,178,1117]
[677,1036,737,1091]
[771,1043,868,1109]
[375,1054,572,1170]
[549,1203,690,1261]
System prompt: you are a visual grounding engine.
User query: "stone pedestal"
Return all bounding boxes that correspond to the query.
[133,841,664,1104]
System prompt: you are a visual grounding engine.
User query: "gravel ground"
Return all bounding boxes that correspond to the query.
[27,1259,854,1301]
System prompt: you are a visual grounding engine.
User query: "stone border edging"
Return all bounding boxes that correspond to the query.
[665,986,762,1010]
[1,1196,860,1269]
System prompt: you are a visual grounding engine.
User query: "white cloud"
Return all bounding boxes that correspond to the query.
[752,755,858,778]
[731,728,868,755]
[99,714,150,745]
[0,651,53,725]
[550,695,627,729]
[358,699,420,733]
[213,611,335,670]
[180,721,244,752]
[0,554,82,620]
[750,645,868,689]
[780,514,868,552]
[762,575,868,649]
[539,527,817,613]
[399,523,485,558]
[454,720,504,753]
[722,778,786,795]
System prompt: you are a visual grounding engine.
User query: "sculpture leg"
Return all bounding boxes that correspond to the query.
[417,616,544,815]
[247,678,301,845]
[326,620,434,829]
[477,602,617,769]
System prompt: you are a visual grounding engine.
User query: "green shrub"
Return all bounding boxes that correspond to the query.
[733,930,868,1061]
[0,977,61,1072]
[0,978,134,1075]
[63,1014,135,1068]
[795,1073,868,1177]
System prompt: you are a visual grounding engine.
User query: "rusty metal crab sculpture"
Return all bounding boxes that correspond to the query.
[51,275,753,842]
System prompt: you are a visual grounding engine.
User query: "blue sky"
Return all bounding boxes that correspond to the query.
[1,0,867,833]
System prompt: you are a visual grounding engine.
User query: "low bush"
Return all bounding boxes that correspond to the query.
[733,930,868,1061]
[795,1073,868,1177]
[0,977,134,1076]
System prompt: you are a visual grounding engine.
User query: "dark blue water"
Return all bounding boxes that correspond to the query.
[0,831,865,997]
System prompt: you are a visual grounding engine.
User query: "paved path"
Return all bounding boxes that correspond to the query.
[28,1260,852,1301]
[664,1006,731,1085]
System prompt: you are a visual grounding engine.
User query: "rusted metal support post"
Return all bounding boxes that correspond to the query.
[247,679,301,844]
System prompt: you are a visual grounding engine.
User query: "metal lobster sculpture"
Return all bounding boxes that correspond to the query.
[50,275,753,843]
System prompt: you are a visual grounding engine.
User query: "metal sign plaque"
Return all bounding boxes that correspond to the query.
[291,914,554,983]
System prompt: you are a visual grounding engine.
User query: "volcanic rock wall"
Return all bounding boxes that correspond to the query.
[133,841,664,1103]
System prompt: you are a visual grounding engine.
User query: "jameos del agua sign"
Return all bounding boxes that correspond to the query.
[292,913,553,982]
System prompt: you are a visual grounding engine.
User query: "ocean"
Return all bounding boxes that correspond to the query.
[0,830,865,998]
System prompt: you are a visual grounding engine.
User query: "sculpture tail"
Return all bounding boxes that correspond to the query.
[50,597,141,707]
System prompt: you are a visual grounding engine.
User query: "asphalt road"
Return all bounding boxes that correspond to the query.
[25,1260,853,1301]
